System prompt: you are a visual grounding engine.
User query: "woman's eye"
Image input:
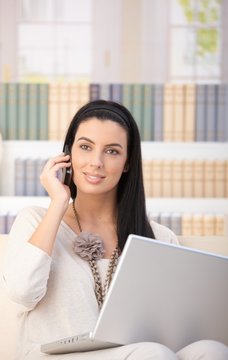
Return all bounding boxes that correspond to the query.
[80,144,90,150]
[106,148,118,155]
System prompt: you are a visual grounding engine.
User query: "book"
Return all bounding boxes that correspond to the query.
[216,84,226,142]
[25,158,37,196]
[69,82,79,120]
[0,211,6,234]
[6,212,17,233]
[153,84,164,141]
[193,160,204,197]
[100,84,111,100]
[77,82,89,108]
[14,158,26,196]
[7,83,18,139]
[110,84,123,103]
[173,84,184,141]
[184,84,195,141]
[122,84,133,113]
[214,160,225,198]
[39,83,49,140]
[59,83,70,141]
[162,159,172,197]
[225,84,228,141]
[132,84,144,136]
[182,160,193,197]
[48,83,60,140]
[143,84,154,141]
[192,213,203,235]
[142,159,153,197]
[35,158,48,196]
[195,84,207,142]
[215,214,225,236]
[163,84,174,141]
[28,83,39,140]
[150,160,162,197]
[89,83,100,101]
[202,214,215,235]
[18,83,28,140]
[206,84,216,142]
[0,83,8,139]
[226,160,228,198]
[181,213,193,236]
[204,160,215,197]
[171,213,182,236]
[172,160,183,197]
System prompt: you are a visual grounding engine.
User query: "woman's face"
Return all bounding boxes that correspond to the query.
[71,117,128,197]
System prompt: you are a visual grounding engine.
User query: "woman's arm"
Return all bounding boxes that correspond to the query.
[28,153,71,256]
[2,153,72,309]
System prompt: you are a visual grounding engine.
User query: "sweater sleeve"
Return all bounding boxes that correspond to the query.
[2,207,52,311]
[150,220,180,245]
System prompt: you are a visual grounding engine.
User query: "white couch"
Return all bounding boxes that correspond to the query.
[0,234,227,360]
[0,235,18,360]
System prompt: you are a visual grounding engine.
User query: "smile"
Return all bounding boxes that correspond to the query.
[83,172,106,184]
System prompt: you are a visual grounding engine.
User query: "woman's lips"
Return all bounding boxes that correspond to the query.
[83,172,106,184]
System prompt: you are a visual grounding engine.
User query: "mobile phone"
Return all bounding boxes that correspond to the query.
[62,145,72,186]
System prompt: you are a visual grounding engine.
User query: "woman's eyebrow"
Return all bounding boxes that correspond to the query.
[105,143,123,149]
[77,137,123,148]
[77,136,94,143]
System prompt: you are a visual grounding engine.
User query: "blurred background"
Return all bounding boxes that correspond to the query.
[0,0,227,84]
[0,0,228,239]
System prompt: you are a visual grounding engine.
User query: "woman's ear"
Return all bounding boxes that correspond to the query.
[123,163,129,172]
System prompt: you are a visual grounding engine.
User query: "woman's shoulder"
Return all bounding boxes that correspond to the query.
[11,206,48,230]
[150,220,179,245]
[17,205,47,219]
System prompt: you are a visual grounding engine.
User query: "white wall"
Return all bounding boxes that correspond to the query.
[141,0,169,83]
[0,0,18,81]
[92,0,123,83]
[0,0,226,83]
[92,0,169,83]
[221,0,228,82]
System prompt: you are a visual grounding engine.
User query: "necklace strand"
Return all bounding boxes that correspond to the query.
[72,200,119,308]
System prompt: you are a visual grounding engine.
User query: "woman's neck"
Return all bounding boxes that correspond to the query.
[74,193,117,226]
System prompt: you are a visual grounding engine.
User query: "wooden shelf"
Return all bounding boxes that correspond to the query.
[1,141,228,214]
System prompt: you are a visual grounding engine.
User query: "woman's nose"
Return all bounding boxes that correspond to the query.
[89,153,104,168]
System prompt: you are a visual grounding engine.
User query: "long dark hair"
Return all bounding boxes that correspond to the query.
[63,100,155,250]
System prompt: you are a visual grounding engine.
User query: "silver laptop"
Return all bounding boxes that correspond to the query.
[41,234,228,354]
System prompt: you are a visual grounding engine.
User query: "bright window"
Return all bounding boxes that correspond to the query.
[18,0,92,82]
[170,0,222,83]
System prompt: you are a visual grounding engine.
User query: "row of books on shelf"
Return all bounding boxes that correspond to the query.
[0,83,49,141]
[1,82,228,142]
[12,157,228,197]
[90,83,228,142]
[148,212,226,236]
[12,157,228,198]
[14,158,48,196]
[0,82,89,141]
[0,212,16,234]
[0,210,226,236]
[143,159,228,198]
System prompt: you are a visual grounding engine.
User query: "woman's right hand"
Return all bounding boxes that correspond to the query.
[40,153,72,206]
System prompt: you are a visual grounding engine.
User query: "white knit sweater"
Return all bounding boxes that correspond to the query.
[2,206,178,359]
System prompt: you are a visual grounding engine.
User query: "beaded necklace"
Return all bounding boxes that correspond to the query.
[72,200,119,309]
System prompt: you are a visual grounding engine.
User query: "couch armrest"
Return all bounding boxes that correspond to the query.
[178,236,228,256]
[0,235,18,360]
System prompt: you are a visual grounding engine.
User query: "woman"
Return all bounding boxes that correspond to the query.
[2,100,228,359]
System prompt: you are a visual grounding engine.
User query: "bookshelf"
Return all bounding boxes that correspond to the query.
[0,140,61,196]
[0,140,228,238]
[1,139,228,202]
[141,142,228,160]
